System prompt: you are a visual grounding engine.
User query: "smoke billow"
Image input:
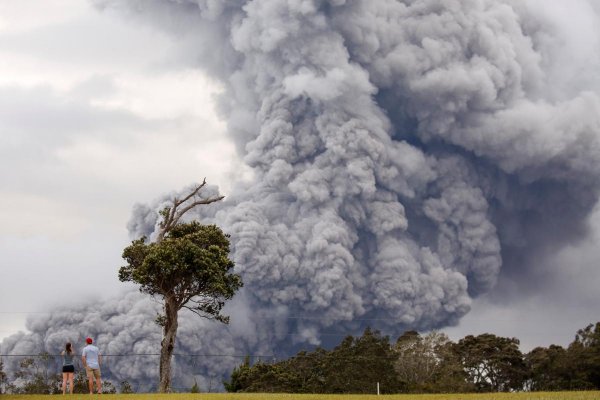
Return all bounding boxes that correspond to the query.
[4,0,600,391]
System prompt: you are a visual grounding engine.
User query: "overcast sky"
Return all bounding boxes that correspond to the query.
[0,0,241,341]
[1,0,599,352]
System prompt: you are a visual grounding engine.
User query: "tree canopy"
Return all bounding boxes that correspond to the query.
[453,333,528,392]
[224,322,600,394]
[120,222,241,323]
[224,328,403,394]
[394,331,473,393]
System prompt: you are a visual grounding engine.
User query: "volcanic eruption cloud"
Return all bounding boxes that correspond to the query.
[4,0,600,391]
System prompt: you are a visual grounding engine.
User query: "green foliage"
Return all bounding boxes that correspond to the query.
[573,322,600,388]
[190,380,200,393]
[526,344,570,391]
[525,322,600,391]
[120,380,135,394]
[224,356,251,392]
[6,354,61,394]
[454,333,528,392]
[225,328,403,394]
[241,349,330,393]
[72,370,91,393]
[320,328,403,394]
[120,222,242,322]
[102,380,117,394]
[394,331,473,393]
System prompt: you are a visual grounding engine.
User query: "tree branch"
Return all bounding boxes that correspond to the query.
[172,196,225,227]
[175,178,207,205]
[156,179,224,242]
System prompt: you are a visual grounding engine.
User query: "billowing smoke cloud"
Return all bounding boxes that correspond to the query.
[4,0,600,391]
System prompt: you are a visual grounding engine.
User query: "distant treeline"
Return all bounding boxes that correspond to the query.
[1,321,598,394]
[224,322,600,394]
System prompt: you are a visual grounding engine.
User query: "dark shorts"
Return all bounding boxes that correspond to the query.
[62,365,75,373]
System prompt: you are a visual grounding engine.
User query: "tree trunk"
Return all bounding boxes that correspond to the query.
[158,298,179,393]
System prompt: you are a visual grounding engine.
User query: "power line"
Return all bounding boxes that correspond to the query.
[0,353,274,358]
[2,309,597,326]
[0,353,402,361]
[1,309,595,320]
[0,329,380,338]
[0,310,410,321]
[0,312,49,314]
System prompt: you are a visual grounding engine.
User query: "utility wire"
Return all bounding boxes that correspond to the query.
[0,353,273,358]
[0,353,401,360]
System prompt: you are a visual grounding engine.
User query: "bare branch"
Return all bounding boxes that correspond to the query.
[174,178,207,208]
[172,196,224,226]
[156,179,224,242]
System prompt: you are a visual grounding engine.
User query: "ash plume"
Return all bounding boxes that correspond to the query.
[3,0,600,391]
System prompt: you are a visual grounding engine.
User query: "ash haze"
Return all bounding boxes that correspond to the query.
[1,0,600,392]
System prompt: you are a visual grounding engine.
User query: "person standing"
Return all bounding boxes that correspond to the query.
[81,337,102,394]
[61,342,75,394]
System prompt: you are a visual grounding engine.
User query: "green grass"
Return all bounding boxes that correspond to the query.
[2,392,600,400]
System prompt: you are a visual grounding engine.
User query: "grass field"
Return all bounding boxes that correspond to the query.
[1,392,599,400]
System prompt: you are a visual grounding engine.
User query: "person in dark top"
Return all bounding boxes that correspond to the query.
[61,342,75,394]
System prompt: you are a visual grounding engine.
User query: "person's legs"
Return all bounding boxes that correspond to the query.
[68,372,74,394]
[62,372,67,394]
[86,367,94,394]
[94,369,102,394]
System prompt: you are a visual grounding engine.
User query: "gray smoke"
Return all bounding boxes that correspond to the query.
[3,0,600,391]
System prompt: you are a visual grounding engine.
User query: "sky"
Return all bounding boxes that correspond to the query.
[0,0,243,341]
[0,0,599,354]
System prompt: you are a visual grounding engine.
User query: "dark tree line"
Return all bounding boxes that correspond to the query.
[224,322,600,394]
[225,328,403,394]
[527,322,600,391]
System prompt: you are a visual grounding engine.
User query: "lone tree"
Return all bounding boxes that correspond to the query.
[119,180,242,393]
